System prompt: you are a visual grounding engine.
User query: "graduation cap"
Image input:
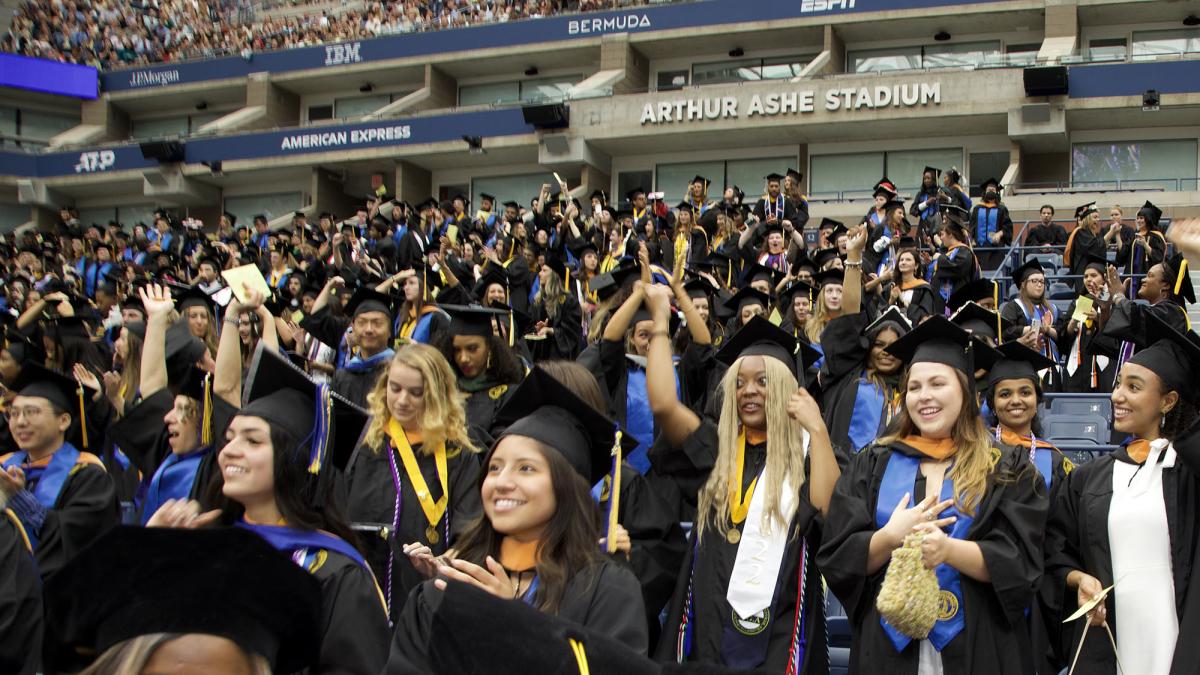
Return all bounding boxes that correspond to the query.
[1011,258,1045,286]
[164,321,208,386]
[978,177,1002,193]
[683,277,718,300]
[478,193,496,205]
[1163,252,1195,304]
[451,193,470,206]
[2,325,46,366]
[674,200,698,213]
[923,166,942,179]
[42,526,322,675]
[950,301,1013,343]
[569,238,600,259]
[441,304,507,339]
[947,278,999,311]
[864,306,913,336]
[47,315,92,341]
[873,177,898,199]
[812,247,841,270]
[1129,311,1200,403]
[501,200,521,211]
[624,187,646,202]
[588,272,620,302]
[778,278,815,307]
[818,217,842,232]
[715,315,821,385]
[940,202,970,226]
[12,362,95,422]
[1080,251,1110,275]
[242,344,368,485]
[174,284,216,314]
[1074,202,1098,221]
[742,262,784,290]
[474,264,509,297]
[1138,200,1163,228]
[884,315,1001,380]
[812,267,844,289]
[414,197,439,213]
[790,250,816,274]
[494,366,633,486]
[345,287,394,319]
[542,248,572,281]
[223,211,238,226]
[786,168,803,182]
[946,167,962,184]
[986,341,1058,397]
[763,172,785,183]
[723,286,771,314]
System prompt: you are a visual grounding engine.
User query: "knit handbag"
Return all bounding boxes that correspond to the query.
[876,531,939,639]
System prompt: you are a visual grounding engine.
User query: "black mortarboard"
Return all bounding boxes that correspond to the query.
[588,272,619,301]
[1163,252,1195,304]
[760,219,784,236]
[1138,200,1163,228]
[479,193,496,204]
[683,277,718,300]
[884,315,1001,377]
[947,278,999,311]
[923,166,941,178]
[502,200,521,210]
[950,301,1013,342]
[675,200,698,213]
[819,217,843,232]
[452,193,470,206]
[415,197,439,212]
[569,238,599,258]
[1011,259,1045,286]
[345,287,394,319]
[763,172,785,183]
[777,278,815,306]
[791,250,816,273]
[588,189,607,204]
[1080,251,1110,274]
[864,306,913,337]
[723,286,771,314]
[48,315,92,341]
[691,175,711,187]
[223,211,237,225]
[812,247,841,270]
[542,248,571,280]
[1129,312,1200,403]
[873,177,898,199]
[987,341,1057,397]
[43,526,322,675]
[896,235,917,250]
[786,168,803,182]
[474,265,509,297]
[12,362,95,417]
[493,366,633,485]
[442,304,506,339]
[715,315,821,385]
[175,284,216,313]
[940,203,969,227]
[979,177,1002,192]
[1074,202,1098,221]
[742,262,784,289]
[813,267,844,288]
[164,321,207,386]
[2,326,45,366]
[242,344,368,476]
[624,187,646,201]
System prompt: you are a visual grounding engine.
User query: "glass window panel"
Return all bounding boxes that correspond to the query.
[617,171,652,205]
[472,172,558,213]
[760,55,811,80]
[459,81,520,106]
[968,152,1010,197]
[77,207,116,228]
[886,149,964,192]
[223,193,303,231]
[130,116,188,140]
[116,204,158,229]
[519,76,579,103]
[726,157,795,200]
[334,95,391,119]
[657,70,689,91]
[923,41,1001,69]
[1088,38,1128,62]
[308,105,334,122]
[0,107,17,138]
[0,203,31,231]
[1132,29,1200,59]
[21,110,79,142]
[655,161,725,204]
[1072,139,1199,191]
[848,46,922,73]
[692,58,762,86]
[810,153,885,198]
[1004,43,1041,67]
[189,112,223,132]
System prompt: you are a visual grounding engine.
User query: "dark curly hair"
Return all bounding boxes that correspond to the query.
[433,330,525,385]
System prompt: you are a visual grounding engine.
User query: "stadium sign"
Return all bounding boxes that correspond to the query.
[568,14,651,35]
[639,82,942,125]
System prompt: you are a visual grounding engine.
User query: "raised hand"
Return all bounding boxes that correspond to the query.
[139,284,176,320]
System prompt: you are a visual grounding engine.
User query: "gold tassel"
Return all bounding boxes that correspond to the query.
[1174,258,1188,296]
[993,281,1001,344]
[568,638,591,675]
[76,385,88,450]
[201,372,213,446]
[605,431,623,555]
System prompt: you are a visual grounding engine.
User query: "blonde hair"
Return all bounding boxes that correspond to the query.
[878,367,994,516]
[78,633,271,675]
[696,355,807,542]
[363,343,480,456]
[535,266,566,318]
[803,287,837,343]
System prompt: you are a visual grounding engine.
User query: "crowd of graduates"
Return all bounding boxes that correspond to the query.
[3,167,1200,674]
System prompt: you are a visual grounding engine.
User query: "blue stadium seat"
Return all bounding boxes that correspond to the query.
[1028,253,1062,271]
[825,590,850,674]
[1043,414,1110,445]
[1050,299,1073,317]
[1046,395,1112,421]
[1047,282,1075,300]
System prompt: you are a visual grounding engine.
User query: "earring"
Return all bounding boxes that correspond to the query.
[487,352,493,370]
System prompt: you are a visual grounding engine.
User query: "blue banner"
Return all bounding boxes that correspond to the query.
[0,108,533,178]
[100,0,999,92]
[0,53,98,99]
[1068,60,1200,99]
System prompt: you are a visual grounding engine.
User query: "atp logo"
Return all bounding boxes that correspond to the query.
[74,150,116,173]
[325,42,363,67]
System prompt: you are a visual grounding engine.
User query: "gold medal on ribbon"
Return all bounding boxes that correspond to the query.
[727,529,741,545]
[425,525,440,544]
[388,418,449,547]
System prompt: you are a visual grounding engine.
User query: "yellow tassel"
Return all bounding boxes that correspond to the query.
[993,281,1001,344]
[76,385,88,450]
[201,372,213,446]
[508,311,515,348]
[1174,258,1188,296]
[569,638,591,675]
[605,431,623,555]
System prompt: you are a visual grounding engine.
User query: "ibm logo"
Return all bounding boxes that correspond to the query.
[325,42,363,67]
[74,150,116,173]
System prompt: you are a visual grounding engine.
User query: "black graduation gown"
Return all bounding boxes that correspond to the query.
[462,381,516,446]
[897,282,939,325]
[528,293,583,361]
[932,245,978,302]
[343,438,481,617]
[753,196,800,224]
[816,313,899,468]
[1043,431,1200,674]
[1117,228,1167,278]
[1064,228,1108,291]
[1054,296,1119,394]
[817,441,1048,674]
[1103,298,1190,350]
[651,423,828,674]
[387,558,648,673]
[0,513,40,675]
[397,227,430,272]
[1,450,119,581]
[307,547,391,675]
[1024,224,1068,249]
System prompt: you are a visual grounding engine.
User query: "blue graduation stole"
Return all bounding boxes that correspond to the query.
[344,347,395,373]
[1034,448,1053,491]
[848,380,886,454]
[3,444,82,550]
[410,313,437,344]
[236,521,369,571]
[874,451,973,652]
[1013,299,1059,362]
[139,446,210,525]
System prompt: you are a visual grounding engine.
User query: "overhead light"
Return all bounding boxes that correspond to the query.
[462,135,485,155]
[195,100,208,111]
[359,83,373,93]
[729,47,744,58]
[524,66,539,77]
[934,31,951,42]
[1184,14,1200,26]
[1143,89,1160,112]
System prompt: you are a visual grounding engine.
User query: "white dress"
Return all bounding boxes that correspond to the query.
[1108,439,1179,674]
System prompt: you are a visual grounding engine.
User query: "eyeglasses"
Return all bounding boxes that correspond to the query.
[8,406,51,422]
[1026,278,1046,285]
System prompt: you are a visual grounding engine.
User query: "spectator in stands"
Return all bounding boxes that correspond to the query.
[1118,200,1166,298]
[1063,202,1107,292]
[999,260,1061,391]
[941,167,972,213]
[1057,253,1120,394]
[930,206,978,309]
[1024,205,1067,253]
[969,177,1012,271]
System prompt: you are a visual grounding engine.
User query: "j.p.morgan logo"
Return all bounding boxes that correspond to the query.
[127,69,180,88]
[325,42,363,66]
[568,13,650,35]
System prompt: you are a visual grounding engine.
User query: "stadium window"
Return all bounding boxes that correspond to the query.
[923,41,1001,69]
[189,112,224,133]
[472,173,558,213]
[459,81,521,106]
[760,55,814,80]
[308,105,334,122]
[847,46,922,73]
[617,171,653,205]
[0,107,17,146]
[655,161,726,204]
[223,193,304,230]
[1088,38,1128,62]
[1005,43,1041,66]
[519,76,581,104]
[810,153,885,198]
[0,203,30,230]
[727,158,796,199]
[968,152,1010,197]
[333,95,392,119]
[1132,29,1200,60]
[886,149,965,192]
[117,205,159,229]
[657,70,689,91]
[17,108,78,144]
[691,57,764,85]
[130,116,189,140]
[1071,139,1199,191]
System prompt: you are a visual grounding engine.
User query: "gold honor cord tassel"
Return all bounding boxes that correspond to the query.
[605,431,623,555]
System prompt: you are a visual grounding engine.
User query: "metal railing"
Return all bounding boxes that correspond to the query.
[1011,178,1199,194]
